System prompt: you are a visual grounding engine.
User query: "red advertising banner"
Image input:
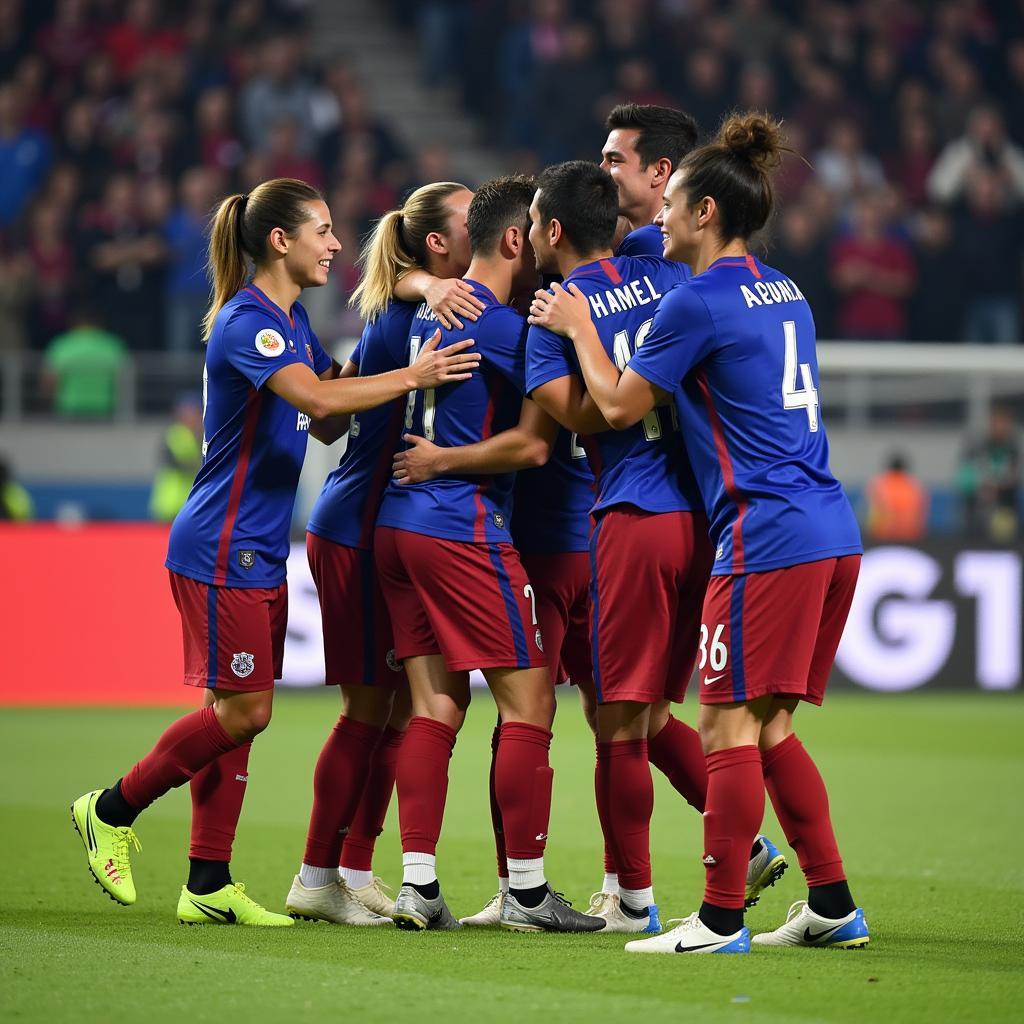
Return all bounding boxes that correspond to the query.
[1,524,196,706]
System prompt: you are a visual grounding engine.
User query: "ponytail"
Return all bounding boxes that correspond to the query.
[349,181,469,322]
[202,193,248,341]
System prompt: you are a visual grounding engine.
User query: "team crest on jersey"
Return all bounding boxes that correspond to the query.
[386,649,402,673]
[305,342,314,364]
[492,512,505,530]
[535,629,544,653]
[231,652,255,678]
[255,328,285,357]
[238,549,255,569]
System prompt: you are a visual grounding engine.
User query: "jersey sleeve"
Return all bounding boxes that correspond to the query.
[525,323,576,394]
[222,306,309,390]
[309,331,332,375]
[628,284,716,393]
[484,309,529,395]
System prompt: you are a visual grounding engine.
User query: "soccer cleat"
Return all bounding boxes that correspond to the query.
[392,883,461,931]
[70,789,141,906]
[176,882,294,926]
[752,900,870,949]
[458,891,504,927]
[500,886,607,933]
[745,834,788,907]
[625,911,750,954]
[347,876,395,919]
[285,876,391,925]
[584,892,662,934]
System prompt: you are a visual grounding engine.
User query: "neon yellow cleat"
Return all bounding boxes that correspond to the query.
[70,790,141,906]
[176,882,294,926]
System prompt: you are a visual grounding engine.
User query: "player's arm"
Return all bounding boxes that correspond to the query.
[531,374,610,435]
[529,282,664,430]
[394,269,485,330]
[267,330,480,418]
[393,398,558,485]
[308,358,357,445]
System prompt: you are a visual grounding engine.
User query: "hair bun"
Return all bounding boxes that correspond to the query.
[719,113,784,171]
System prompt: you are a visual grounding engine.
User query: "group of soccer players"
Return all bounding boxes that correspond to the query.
[72,103,870,953]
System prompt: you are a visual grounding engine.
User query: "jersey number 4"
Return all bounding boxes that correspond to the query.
[782,320,819,432]
[405,335,437,440]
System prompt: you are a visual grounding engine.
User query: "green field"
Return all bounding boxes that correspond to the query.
[2,691,1022,1024]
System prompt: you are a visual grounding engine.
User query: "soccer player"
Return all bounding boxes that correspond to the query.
[532,115,869,954]
[288,182,477,925]
[70,177,480,925]
[374,174,604,934]
[602,104,700,258]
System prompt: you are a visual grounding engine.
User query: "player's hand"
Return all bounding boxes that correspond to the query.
[426,278,486,330]
[393,433,445,484]
[410,329,480,389]
[528,282,592,339]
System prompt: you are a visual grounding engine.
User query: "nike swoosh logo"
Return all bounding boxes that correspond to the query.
[803,924,842,943]
[674,940,723,952]
[703,674,726,686]
[190,900,237,924]
[85,807,97,855]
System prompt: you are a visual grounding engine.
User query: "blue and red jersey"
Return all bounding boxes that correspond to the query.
[376,281,527,544]
[615,222,664,258]
[511,429,593,554]
[167,284,332,588]
[306,301,416,550]
[526,254,701,516]
[628,254,863,575]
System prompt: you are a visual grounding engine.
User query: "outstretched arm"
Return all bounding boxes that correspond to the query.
[309,358,358,445]
[393,398,559,484]
[395,269,486,329]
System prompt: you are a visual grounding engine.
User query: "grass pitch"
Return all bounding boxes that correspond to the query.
[2,691,1022,1024]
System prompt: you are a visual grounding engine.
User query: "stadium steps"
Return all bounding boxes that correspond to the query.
[311,2,504,186]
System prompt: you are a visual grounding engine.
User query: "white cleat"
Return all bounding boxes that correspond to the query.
[583,892,661,934]
[745,834,788,907]
[625,911,750,954]
[285,876,391,925]
[347,876,395,919]
[458,891,504,927]
[752,900,869,949]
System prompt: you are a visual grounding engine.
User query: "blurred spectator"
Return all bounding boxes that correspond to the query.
[188,86,244,174]
[887,113,937,210]
[149,391,203,521]
[34,0,99,94]
[682,48,729,134]
[956,169,1024,344]
[26,200,75,349]
[163,167,216,354]
[240,35,317,156]
[770,203,834,338]
[0,240,30,351]
[864,453,929,541]
[0,82,51,228]
[830,194,915,340]
[928,105,1024,205]
[104,0,184,83]
[0,455,33,522]
[909,207,964,342]
[42,303,127,419]
[814,118,887,210]
[956,405,1022,540]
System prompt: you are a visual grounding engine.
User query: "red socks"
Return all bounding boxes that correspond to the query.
[189,740,252,861]
[762,733,846,886]
[340,724,404,872]
[594,741,617,875]
[597,739,654,889]
[494,722,553,861]
[120,705,238,811]
[396,717,456,854]
[487,722,509,877]
[648,715,708,813]
[303,716,383,868]
[702,745,764,909]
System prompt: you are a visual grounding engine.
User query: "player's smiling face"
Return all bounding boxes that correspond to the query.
[284,200,341,287]
[656,170,700,264]
[600,129,653,219]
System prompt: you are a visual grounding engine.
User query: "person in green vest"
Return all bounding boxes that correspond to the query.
[42,304,128,418]
[149,391,203,522]
[0,455,32,521]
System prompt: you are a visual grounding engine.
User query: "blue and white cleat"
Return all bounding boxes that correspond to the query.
[752,900,869,949]
[624,911,750,954]
[585,892,661,933]
[745,834,788,907]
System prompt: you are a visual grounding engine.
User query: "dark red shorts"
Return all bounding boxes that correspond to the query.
[374,527,547,673]
[520,550,592,684]
[590,507,713,704]
[169,570,287,692]
[306,532,406,688]
[698,555,861,707]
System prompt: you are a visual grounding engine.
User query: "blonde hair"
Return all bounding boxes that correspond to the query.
[202,177,323,341]
[349,181,469,322]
